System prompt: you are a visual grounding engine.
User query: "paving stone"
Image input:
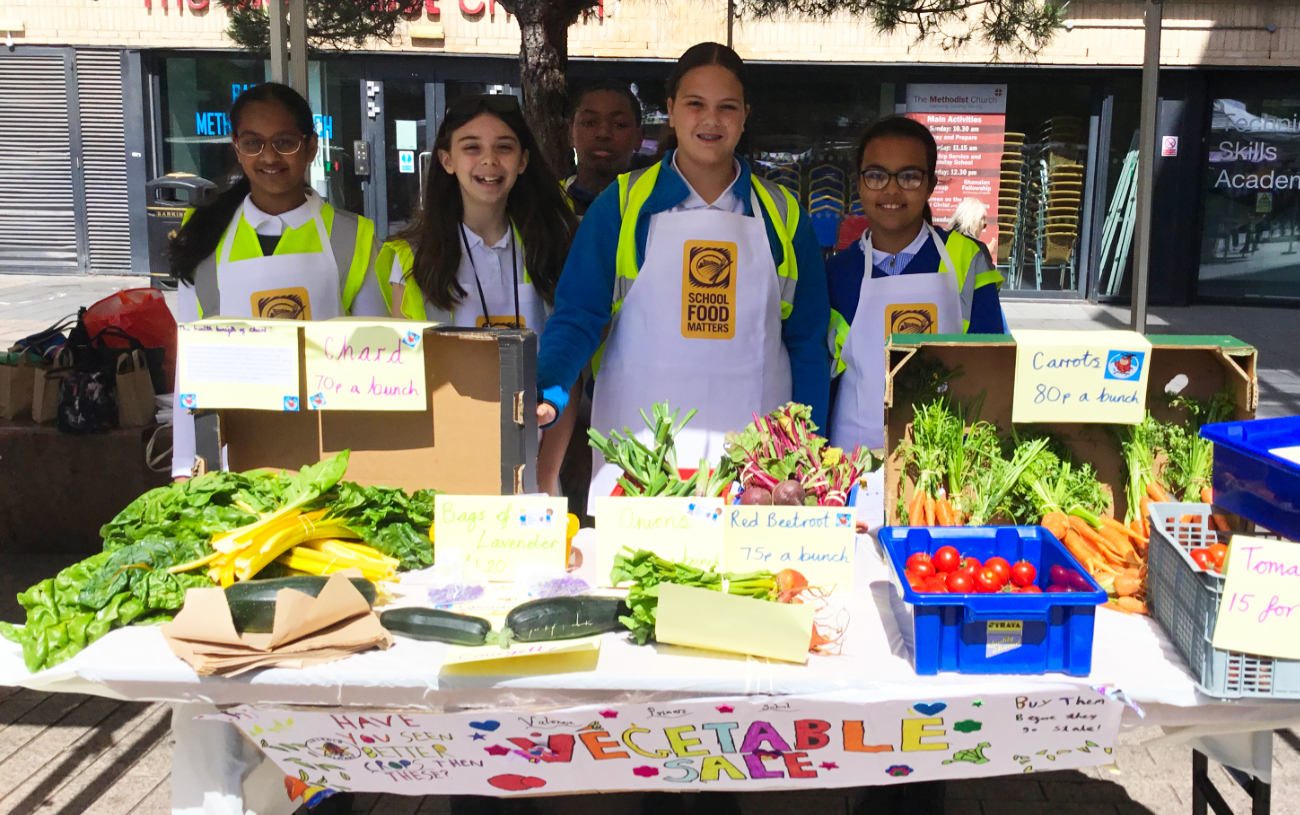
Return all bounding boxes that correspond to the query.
[82,733,174,815]
[1040,778,1130,802]
[370,794,424,815]
[942,800,982,815]
[945,777,1045,802]
[126,777,171,815]
[981,801,1118,815]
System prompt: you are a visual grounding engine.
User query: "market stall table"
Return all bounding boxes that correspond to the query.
[0,534,1293,815]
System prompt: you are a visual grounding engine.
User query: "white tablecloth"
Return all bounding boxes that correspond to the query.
[2,535,1297,813]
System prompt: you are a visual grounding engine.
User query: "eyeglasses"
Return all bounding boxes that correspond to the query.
[234,135,307,157]
[859,167,928,191]
[446,93,522,119]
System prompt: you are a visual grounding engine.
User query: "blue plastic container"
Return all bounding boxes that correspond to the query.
[1201,416,1300,540]
[878,526,1107,676]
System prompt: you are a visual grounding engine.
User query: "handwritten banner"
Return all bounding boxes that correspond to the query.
[177,319,301,411]
[206,689,1123,801]
[434,495,568,581]
[725,506,856,594]
[1010,330,1153,425]
[1212,535,1300,659]
[593,497,726,586]
[303,320,436,411]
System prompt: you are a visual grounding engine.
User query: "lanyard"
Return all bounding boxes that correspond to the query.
[460,223,521,329]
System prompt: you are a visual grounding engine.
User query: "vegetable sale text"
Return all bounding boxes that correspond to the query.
[211,691,1123,799]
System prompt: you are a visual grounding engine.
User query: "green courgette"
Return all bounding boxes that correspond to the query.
[498,596,629,648]
[225,576,377,633]
[380,607,492,646]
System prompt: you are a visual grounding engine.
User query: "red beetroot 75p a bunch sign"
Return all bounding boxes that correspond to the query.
[205,689,1122,800]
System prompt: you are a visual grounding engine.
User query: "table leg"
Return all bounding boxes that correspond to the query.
[169,702,297,815]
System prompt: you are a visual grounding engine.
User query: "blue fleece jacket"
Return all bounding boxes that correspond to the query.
[537,152,832,428]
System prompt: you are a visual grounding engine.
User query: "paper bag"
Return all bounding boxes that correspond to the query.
[0,351,36,421]
[31,349,69,425]
[115,350,156,428]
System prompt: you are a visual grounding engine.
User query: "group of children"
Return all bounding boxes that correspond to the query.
[169,42,1007,504]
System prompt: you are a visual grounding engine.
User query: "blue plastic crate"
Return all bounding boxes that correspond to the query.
[1201,416,1300,539]
[878,526,1107,676]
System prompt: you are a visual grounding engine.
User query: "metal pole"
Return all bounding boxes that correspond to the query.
[268,0,289,84]
[1129,0,1162,333]
[289,0,309,95]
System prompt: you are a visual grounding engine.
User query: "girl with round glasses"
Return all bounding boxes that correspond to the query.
[167,82,387,480]
[825,116,1007,452]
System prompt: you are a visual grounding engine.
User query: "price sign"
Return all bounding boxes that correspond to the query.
[1212,535,1300,659]
[303,320,436,410]
[725,506,856,594]
[433,495,568,581]
[177,319,301,411]
[1010,330,1153,424]
[592,497,726,586]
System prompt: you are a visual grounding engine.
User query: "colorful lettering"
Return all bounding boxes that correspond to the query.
[782,751,818,779]
[505,735,575,763]
[842,721,894,753]
[703,722,738,753]
[794,719,832,750]
[578,731,629,761]
[663,758,700,783]
[901,718,949,752]
[700,755,747,782]
[665,726,710,758]
[738,721,791,754]
[622,726,671,759]
[742,752,784,780]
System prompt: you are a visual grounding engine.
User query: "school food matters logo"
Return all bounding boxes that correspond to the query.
[887,303,939,338]
[681,240,738,340]
[252,287,313,320]
[1104,350,1145,381]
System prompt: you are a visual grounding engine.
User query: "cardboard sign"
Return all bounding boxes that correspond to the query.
[593,497,726,586]
[655,583,816,663]
[1212,535,1300,659]
[177,319,301,411]
[209,689,1124,799]
[725,506,856,594]
[434,495,567,581]
[1010,330,1153,424]
[442,635,602,666]
[303,320,436,411]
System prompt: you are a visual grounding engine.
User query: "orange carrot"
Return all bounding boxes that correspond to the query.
[1042,512,1070,542]
[1146,481,1170,503]
[1062,527,1108,574]
[1131,519,1146,540]
[1106,600,1134,615]
[1179,513,1203,526]
[1210,514,1231,533]
[936,498,955,527]
[1139,495,1153,520]
[924,492,937,526]
[1201,486,1214,505]
[1097,523,1137,562]
[1070,516,1124,564]
[1116,596,1147,615]
[908,489,927,526]
[1101,516,1147,544]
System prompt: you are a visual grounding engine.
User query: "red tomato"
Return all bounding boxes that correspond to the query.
[1207,544,1228,569]
[932,546,962,573]
[985,557,1012,585]
[908,561,936,580]
[906,573,924,590]
[1010,560,1037,588]
[1018,584,1043,594]
[906,552,933,573]
[1190,548,1211,569]
[975,568,1003,594]
[957,556,982,577]
[945,571,975,593]
[923,575,949,593]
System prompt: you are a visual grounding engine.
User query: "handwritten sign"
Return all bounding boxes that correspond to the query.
[177,319,300,411]
[434,495,568,581]
[303,320,435,410]
[1211,535,1300,659]
[1010,330,1153,424]
[592,497,726,587]
[725,506,856,594]
[208,690,1123,801]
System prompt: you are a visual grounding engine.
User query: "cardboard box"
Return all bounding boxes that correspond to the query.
[218,327,539,495]
[883,334,1258,524]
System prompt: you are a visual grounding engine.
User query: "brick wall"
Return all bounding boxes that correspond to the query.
[1,0,1298,66]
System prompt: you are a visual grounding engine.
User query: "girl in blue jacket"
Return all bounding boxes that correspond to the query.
[535,42,830,509]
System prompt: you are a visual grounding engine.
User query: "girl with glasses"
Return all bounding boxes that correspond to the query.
[534,42,830,511]
[826,116,1007,452]
[383,94,579,496]
[167,82,387,481]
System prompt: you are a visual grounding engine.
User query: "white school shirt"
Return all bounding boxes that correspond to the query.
[388,225,550,331]
[869,226,930,276]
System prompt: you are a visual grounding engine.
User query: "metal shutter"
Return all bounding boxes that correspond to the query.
[76,50,133,274]
[0,54,78,270]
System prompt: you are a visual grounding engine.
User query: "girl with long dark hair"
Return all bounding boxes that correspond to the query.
[168,82,385,479]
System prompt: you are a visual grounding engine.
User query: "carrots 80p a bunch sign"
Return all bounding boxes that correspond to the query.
[207,690,1122,801]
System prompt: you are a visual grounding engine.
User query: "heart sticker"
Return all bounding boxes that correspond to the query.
[913,702,947,716]
[469,720,501,732]
[488,774,547,791]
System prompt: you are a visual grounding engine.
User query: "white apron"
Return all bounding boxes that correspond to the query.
[830,222,962,451]
[587,196,792,512]
[216,196,341,320]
